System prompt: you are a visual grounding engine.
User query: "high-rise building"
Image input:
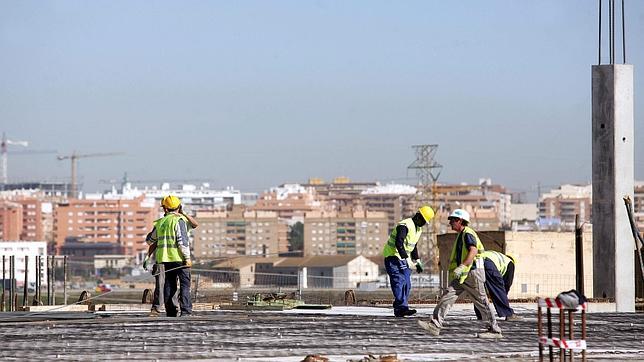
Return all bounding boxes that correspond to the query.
[17,198,43,241]
[538,184,592,231]
[0,201,22,240]
[356,184,418,232]
[303,210,388,257]
[194,206,288,259]
[53,195,156,255]
[250,184,323,219]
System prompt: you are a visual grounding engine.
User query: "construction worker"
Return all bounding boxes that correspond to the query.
[418,209,502,338]
[474,250,522,321]
[145,195,198,317]
[382,205,434,317]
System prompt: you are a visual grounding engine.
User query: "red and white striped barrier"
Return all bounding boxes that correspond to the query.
[538,297,587,311]
[538,336,587,351]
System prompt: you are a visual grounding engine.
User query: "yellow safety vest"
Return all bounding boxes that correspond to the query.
[154,213,188,263]
[382,218,422,259]
[481,250,513,276]
[448,226,484,283]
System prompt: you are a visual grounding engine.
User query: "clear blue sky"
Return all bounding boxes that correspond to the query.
[1,1,643,196]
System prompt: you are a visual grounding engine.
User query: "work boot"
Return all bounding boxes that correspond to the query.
[505,314,524,321]
[148,308,161,317]
[404,309,417,317]
[478,327,503,339]
[418,319,441,336]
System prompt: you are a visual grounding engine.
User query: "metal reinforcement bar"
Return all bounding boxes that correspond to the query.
[624,197,644,278]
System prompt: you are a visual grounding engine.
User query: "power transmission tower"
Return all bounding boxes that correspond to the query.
[407,144,442,272]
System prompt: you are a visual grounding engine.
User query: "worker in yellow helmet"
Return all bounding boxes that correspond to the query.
[382,205,434,317]
[145,195,199,317]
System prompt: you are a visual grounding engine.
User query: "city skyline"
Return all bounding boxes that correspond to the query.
[1,1,643,195]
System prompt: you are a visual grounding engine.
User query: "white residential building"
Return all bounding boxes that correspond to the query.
[0,241,47,286]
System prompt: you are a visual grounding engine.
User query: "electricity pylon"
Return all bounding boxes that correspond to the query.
[407,144,442,272]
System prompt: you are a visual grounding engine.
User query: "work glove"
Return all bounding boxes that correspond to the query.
[453,264,467,279]
[143,256,150,271]
[415,260,424,273]
[184,259,193,268]
[405,257,414,269]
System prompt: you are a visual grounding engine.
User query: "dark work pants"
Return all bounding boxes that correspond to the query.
[476,259,514,318]
[385,256,411,315]
[163,262,192,317]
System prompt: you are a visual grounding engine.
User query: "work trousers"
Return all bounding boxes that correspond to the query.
[475,259,514,318]
[163,262,192,317]
[384,256,412,315]
[152,263,179,312]
[151,263,165,311]
[433,260,501,333]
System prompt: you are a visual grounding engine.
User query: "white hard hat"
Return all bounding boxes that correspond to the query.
[448,209,470,223]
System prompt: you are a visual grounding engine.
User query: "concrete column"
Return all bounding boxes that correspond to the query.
[592,64,635,312]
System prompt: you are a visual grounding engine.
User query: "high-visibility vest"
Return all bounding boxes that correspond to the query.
[481,250,513,276]
[448,226,484,283]
[154,213,188,263]
[382,218,422,259]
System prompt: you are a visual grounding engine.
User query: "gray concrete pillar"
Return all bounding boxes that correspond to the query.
[592,64,635,312]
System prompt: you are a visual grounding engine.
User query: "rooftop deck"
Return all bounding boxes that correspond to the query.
[0,305,642,361]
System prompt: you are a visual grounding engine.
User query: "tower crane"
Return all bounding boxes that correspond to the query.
[1,132,29,184]
[57,151,124,198]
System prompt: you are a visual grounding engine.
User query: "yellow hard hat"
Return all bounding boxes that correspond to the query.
[162,195,181,209]
[418,206,435,222]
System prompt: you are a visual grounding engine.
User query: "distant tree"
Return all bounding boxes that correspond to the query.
[288,222,304,256]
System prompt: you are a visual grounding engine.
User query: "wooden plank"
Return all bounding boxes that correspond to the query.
[22,305,90,312]
[220,304,287,311]
[96,303,218,312]
[98,304,150,311]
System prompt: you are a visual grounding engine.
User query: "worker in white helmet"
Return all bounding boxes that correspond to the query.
[418,208,502,338]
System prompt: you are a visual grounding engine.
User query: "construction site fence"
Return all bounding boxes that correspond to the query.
[509,273,593,299]
[0,255,600,303]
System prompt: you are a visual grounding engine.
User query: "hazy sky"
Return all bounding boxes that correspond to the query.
[1,1,643,197]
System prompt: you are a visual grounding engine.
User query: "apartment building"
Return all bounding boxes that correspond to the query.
[302,177,378,211]
[635,182,644,232]
[0,241,48,285]
[0,201,22,240]
[357,184,418,232]
[430,182,512,232]
[101,182,243,212]
[0,195,46,241]
[538,184,592,231]
[0,182,72,198]
[303,210,389,257]
[511,203,539,231]
[53,195,156,255]
[250,184,324,219]
[17,198,43,241]
[194,206,288,260]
